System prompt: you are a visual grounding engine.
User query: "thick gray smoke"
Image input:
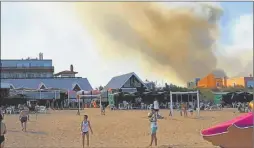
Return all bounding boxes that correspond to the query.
[75,2,252,85]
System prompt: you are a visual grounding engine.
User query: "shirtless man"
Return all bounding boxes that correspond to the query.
[19,109,29,132]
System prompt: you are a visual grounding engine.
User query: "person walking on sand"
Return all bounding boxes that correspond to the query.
[148,107,158,147]
[24,105,30,121]
[19,109,29,132]
[0,114,7,148]
[153,99,159,116]
[81,115,93,148]
[101,104,105,115]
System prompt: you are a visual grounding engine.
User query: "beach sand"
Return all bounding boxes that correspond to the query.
[3,108,240,148]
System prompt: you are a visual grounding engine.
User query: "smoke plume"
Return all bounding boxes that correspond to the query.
[75,2,250,85]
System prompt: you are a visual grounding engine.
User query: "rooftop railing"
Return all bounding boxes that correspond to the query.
[0,66,54,69]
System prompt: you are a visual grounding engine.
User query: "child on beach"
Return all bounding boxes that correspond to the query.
[81,115,93,148]
[148,108,158,147]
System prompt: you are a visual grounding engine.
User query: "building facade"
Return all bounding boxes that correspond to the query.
[1,53,54,79]
[195,72,252,88]
[197,73,216,88]
[1,53,93,100]
[247,80,254,88]
[104,72,148,92]
[197,73,227,89]
[226,76,253,87]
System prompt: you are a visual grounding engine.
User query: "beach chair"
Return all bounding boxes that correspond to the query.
[39,106,47,114]
[147,104,153,110]
[6,107,13,114]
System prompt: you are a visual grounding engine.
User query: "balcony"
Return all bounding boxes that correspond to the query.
[0,66,54,72]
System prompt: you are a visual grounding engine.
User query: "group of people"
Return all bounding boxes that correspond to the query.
[0,105,30,148]
[0,99,183,148]
[180,102,193,117]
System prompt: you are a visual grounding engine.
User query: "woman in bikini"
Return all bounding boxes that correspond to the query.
[0,114,7,148]
[81,115,93,148]
[19,109,29,132]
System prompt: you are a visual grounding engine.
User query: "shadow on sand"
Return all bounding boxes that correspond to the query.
[8,130,47,135]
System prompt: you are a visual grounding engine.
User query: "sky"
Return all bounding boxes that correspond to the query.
[1,2,253,88]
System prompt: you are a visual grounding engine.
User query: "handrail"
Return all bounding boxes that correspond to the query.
[1,66,54,69]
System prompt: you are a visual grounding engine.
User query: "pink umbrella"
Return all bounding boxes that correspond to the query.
[201,112,253,148]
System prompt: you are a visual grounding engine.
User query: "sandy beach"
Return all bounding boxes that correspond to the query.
[3,108,240,148]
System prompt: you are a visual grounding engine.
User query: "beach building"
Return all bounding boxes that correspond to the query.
[0,83,11,99]
[226,75,253,88]
[197,70,227,89]
[195,71,253,88]
[0,53,93,101]
[104,72,148,92]
[100,72,148,102]
[247,80,254,88]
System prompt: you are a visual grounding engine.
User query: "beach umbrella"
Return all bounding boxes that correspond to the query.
[248,101,253,110]
[201,112,253,148]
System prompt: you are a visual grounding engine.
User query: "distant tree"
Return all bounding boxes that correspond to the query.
[164,83,170,91]
[198,88,214,101]
[99,86,104,91]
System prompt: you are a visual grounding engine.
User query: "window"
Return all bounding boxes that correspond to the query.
[27,73,35,78]
[17,64,22,67]
[10,84,15,89]
[39,83,47,89]
[43,73,47,78]
[40,85,46,89]
[73,84,81,91]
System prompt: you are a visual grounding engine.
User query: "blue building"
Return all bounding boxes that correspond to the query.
[1,53,54,78]
[1,53,93,100]
[247,80,254,88]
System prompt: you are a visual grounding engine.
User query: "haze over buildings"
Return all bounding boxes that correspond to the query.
[2,2,253,87]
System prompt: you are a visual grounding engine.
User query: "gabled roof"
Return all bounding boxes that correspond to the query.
[0,83,11,89]
[38,82,47,89]
[1,78,93,91]
[72,83,81,91]
[104,72,147,90]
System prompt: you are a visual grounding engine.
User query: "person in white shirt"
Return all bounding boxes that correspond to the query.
[153,99,159,116]
[80,115,93,148]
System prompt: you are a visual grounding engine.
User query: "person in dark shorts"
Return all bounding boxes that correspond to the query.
[101,104,105,115]
[153,99,159,116]
[19,109,29,132]
[81,115,93,148]
[0,114,6,148]
[148,108,158,147]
